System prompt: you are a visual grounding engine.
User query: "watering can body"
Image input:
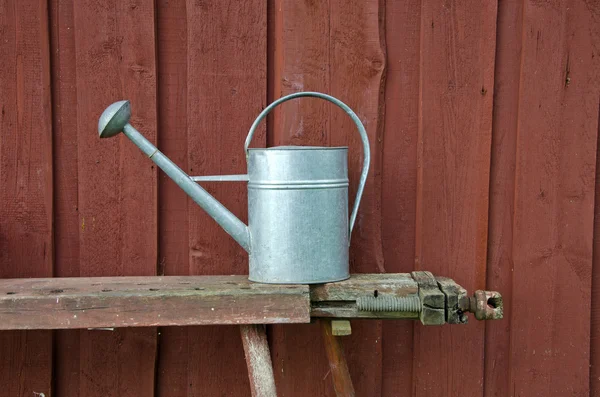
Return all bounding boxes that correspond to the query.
[247,146,350,283]
[98,92,370,284]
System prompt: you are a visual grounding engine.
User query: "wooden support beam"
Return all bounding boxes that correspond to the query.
[0,273,501,330]
[0,276,310,329]
[321,319,355,396]
[241,324,278,397]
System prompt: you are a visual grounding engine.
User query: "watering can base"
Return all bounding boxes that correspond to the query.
[247,273,351,285]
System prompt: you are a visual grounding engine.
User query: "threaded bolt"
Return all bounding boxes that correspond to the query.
[356,295,421,313]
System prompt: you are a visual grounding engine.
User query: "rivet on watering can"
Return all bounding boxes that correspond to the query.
[356,295,421,313]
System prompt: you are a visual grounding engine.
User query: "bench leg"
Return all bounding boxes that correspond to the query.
[240,324,277,397]
[320,319,355,397]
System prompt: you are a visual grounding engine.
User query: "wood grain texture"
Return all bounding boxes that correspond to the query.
[328,1,386,394]
[0,276,311,329]
[321,320,355,397]
[311,273,417,301]
[268,0,386,395]
[0,0,53,395]
[413,0,497,396]
[588,5,600,397]
[592,97,600,397]
[184,1,266,395]
[510,1,600,396]
[267,1,335,395]
[381,0,421,393]
[72,0,158,395]
[49,0,81,395]
[154,0,190,395]
[484,0,522,396]
[241,325,278,397]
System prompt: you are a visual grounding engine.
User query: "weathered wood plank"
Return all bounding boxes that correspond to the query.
[49,0,82,395]
[311,274,416,302]
[413,0,497,395]
[0,276,311,329]
[267,0,335,394]
[593,111,600,397]
[241,325,278,397]
[0,0,53,396]
[183,0,267,395]
[72,0,159,394]
[412,271,444,326]
[154,0,190,394]
[483,0,522,395]
[509,1,599,396]
[321,319,355,397]
[381,0,421,393]
[327,1,388,395]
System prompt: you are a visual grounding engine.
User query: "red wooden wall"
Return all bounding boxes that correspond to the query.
[1,0,599,396]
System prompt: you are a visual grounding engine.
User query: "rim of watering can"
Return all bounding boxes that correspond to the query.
[247,146,348,151]
[244,91,370,242]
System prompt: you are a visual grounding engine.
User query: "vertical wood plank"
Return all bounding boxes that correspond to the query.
[184,1,266,395]
[329,1,386,395]
[483,1,522,396]
[268,1,386,395]
[49,0,81,395]
[267,1,335,395]
[592,104,600,397]
[0,0,53,396]
[72,0,158,395]
[381,0,421,394]
[510,1,599,395]
[413,1,497,396]
[154,0,190,396]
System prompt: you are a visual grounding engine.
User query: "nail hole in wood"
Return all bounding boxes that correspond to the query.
[374,290,379,298]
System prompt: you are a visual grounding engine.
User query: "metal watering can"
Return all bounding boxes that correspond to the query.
[98,92,370,284]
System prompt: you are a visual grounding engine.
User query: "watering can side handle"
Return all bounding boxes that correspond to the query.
[244,91,371,242]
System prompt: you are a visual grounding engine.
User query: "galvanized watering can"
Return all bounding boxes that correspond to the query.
[98,92,370,284]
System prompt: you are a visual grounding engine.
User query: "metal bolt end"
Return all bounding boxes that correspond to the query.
[460,290,503,320]
[356,295,421,313]
[98,100,131,138]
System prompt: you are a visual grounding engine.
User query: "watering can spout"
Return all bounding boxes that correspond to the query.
[98,100,251,253]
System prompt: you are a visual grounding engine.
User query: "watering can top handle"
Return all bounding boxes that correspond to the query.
[244,91,371,240]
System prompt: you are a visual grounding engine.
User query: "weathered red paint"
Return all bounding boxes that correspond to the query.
[71,0,159,395]
[484,0,521,396]
[154,0,190,395]
[0,1,53,396]
[1,0,600,396]
[413,1,497,396]
[509,1,599,396]
[381,0,421,393]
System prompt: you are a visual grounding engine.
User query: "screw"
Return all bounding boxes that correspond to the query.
[356,295,421,313]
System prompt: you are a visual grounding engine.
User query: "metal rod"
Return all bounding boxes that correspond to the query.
[191,174,249,182]
[122,124,251,252]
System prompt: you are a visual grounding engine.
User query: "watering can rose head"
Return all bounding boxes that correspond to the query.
[97,92,370,285]
[98,100,131,138]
